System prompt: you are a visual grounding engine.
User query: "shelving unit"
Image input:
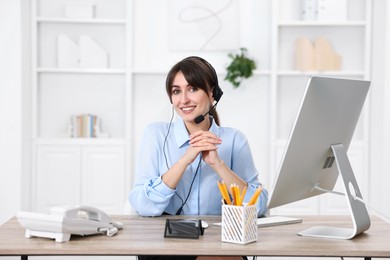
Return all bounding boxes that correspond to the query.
[30,0,132,214]
[269,0,372,215]
[27,0,373,217]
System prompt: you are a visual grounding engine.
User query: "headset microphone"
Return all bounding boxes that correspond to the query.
[194,100,220,124]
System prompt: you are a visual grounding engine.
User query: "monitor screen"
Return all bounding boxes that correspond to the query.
[268,76,370,210]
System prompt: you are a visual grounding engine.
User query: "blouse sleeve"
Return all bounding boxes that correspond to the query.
[128,124,175,216]
[230,130,269,216]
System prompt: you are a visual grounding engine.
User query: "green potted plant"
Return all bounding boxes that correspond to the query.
[225,47,257,88]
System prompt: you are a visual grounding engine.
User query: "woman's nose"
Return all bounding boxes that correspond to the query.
[180,91,190,103]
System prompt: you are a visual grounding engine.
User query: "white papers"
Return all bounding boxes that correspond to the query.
[317,0,347,21]
[302,0,317,21]
[301,0,347,21]
[79,35,108,68]
[57,35,108,69]
[57,35,79,68]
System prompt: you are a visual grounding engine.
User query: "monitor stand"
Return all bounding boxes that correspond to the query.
[298,143,371,239]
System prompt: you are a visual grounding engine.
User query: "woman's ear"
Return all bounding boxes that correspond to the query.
[209,89,215,102]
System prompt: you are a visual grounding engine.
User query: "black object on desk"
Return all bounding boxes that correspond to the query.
[164,219,204,239]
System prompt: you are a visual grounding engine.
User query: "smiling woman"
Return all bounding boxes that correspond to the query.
[128,56,268,260]
[165,56,223,130]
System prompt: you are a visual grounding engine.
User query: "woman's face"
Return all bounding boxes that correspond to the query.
[171,71,213,124]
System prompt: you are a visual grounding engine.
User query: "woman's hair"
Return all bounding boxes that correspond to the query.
[165,56,221,125]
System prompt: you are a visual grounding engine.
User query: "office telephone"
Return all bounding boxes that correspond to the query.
[17,205,123,242]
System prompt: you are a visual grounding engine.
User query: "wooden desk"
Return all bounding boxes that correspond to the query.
[1,215,390,259]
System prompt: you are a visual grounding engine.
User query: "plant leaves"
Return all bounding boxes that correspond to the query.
[225,48,256,88]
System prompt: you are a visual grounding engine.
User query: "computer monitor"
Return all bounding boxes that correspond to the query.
[267,76,371,239]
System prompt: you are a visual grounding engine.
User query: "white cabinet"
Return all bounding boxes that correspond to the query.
[35,144,125,214]
[81,146,125,212]
[30,0,132,213]
[269,0,372,215]
[36,146,81,211]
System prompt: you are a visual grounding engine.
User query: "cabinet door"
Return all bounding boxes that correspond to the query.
[36,146,81,212]
[82,146,125,213]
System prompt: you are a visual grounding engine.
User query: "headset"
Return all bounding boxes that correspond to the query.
[192,57,223,124]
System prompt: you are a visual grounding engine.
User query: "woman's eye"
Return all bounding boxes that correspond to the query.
[189,87,198,92]
[172,89,180,95]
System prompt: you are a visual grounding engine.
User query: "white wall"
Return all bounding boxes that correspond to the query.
[0,0,23,224]
[379,0,390,218]
[369,0,390,220]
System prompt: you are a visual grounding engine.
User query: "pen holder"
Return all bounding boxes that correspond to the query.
[221,204,258,244]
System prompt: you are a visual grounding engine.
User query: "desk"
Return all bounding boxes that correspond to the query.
[1,215,390,259]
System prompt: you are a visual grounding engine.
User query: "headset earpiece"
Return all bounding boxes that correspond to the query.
[213,85,223,102]
[195,57,223,102]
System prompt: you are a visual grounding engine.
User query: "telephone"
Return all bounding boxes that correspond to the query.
[16,205,123,242]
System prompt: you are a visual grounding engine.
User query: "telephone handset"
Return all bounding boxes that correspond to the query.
[50,205,112,224]
[17,205,123,242]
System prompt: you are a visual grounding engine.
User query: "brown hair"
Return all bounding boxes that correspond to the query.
[165,56,221,125]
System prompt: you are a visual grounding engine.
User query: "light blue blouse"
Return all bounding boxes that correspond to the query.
[128,117,268,216]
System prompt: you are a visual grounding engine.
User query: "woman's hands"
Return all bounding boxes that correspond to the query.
[163,129,246,192]
[189,130,222,166]
[162,130,222,189]
[189,130,247,191]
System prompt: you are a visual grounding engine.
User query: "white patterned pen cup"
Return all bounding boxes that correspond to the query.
[221,204,258,244]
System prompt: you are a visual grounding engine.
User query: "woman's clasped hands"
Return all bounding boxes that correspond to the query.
[189,130,222,166]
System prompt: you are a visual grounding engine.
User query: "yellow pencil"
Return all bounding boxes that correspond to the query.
[218,180,232,205]
[240,185,247,205]
[235,185,242,206]
[230,184,237,205]
[221,181,233,205]
[248,186,263,206]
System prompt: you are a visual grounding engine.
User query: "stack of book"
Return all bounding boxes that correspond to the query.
[70,114,99,138]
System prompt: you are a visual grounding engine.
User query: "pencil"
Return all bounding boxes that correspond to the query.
[230,184,237,205]
[218,180,232,205]
[232,184,242,206]
[240,185,247,205]
[235,184,242,206]
[247,186,263,206]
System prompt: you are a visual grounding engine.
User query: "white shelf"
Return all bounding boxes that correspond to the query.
[276,70,366,77]
[30,0,131,213]
[253,69,272,76]
[34,138,127,146]
[37,68,126,74]
[277,21,367,27]
[269,0,372,216]
[130,69,272,76]
[37,17,126,25]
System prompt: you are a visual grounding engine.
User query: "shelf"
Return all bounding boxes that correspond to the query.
[37,68,126,74]
[130,69,272,76]
[37,17,126,25]
[34,138,127,146]
[277,21,367,27]
[276,71,366,77]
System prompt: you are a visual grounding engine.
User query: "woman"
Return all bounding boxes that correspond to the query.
[129,56,268,259]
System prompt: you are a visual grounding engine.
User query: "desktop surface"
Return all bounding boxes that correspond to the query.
[1,215,390,258]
